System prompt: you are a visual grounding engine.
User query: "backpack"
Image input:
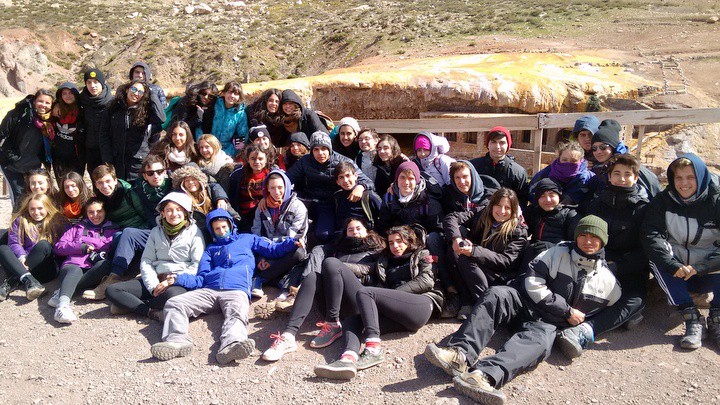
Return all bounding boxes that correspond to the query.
[316,111,335,132]
[161,96,182,130]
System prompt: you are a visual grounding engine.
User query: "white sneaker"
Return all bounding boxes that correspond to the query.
[262,333,297,362]
[54,306,77,324]
[47,289,60,308]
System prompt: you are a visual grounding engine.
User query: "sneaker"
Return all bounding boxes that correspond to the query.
[556,324,594,359]
[254,302,278,320]
[457,305,473,321]
[424,343,468,377]
[216,339,255,364]
[82,273,122,300]
[0,276,20,301]
[453,370,506,405]
[54,306,78,324]
[623,311,644,330]
[21,274,45,301]
[310,321,343,348]
[151,341,194,361]
[314,358,357,380]
[250,277,264,298]
[707,309,720,349]
[262,333,298,362]
[680,306,705,350]
[47,289,60,308]
[110,304,131,315]
[356,348,384,370]
[440,293,461,319]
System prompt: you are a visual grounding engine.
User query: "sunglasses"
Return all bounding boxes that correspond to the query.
[129,87,145,96]
[144,169,165,176]
[591,144,611,152]
[200,91,213,97]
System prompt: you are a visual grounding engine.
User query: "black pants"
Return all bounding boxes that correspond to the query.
[58,261,112,298]
[447,246,506,305]
[256,248,306,288]
[342,287,433,353]
[0,241,57,283]
[106,278,187,316]
[585,269,648,335]
[448,286,556,388]
[321,257,364,322]
[84,147,102,179]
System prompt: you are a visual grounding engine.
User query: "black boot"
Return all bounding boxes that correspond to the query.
[0,276,20,301]
[706,308,720,349]
[680,306,705,350]
[21,274,46,301]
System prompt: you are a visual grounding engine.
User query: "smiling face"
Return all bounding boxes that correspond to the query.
[488,136,509,162]
[34,94,53,115]
[673,165,698,200]
[126,83,145,106]
[282,102,298,115]
[60,88,76,105]
[416,148,430,159]
[387,233,408,257]
[312,146,330,164]
[28,174,49,195]
[576,130,593,152]
[453,167,472,195]
[86,78,103,97]
[183,177,201,193]
[397,170,417,197]
[577,233,602,255]
[339,125,357,148]
[253,135,271,149]
[161,201,187,226]
[212,219,230,237]
[63,179,80,200]
[198,140,214,160]
[538,190,560,212]
[592,142,613,164]
[198,89,214,107]
[249,150,267,173]
[336,169,358,191]
[266,94,280,113]
[267,177,285,202]
[28,199,47,222]
[358,132,378,152]
[491,196,513,223]
[223,91,241,108]
[86,202,106,226]
[377,141,393,162]
[609,163,639,188]
[95,174,118,197]
[171,126,188,149]
[290,142,306,157]
[345,219,368,239]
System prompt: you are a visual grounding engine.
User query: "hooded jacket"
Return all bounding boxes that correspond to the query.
[128,62,168,108]
[641,154,720,276]
[373,155,408,198]
[79,81,113,151]
[375,248,445,315]
[54,219,119,269]
[251,169,309,244]
[52,82,83,163]
[470,153,529,204]
[0,95,45,172]
[286,150,373,201]
[378,175,443,234]
[441,160,486,215]
[201,97,248,157]
[277,89,327,145]
[175,209,298,295]
[412,131,456,186]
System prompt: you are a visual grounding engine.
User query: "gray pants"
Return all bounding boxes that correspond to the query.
[162,288,250,351]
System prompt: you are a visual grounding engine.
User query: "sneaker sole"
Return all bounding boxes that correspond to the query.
[151,343,193,361]
[314,364,356,380]
[453,375,507,405]
[424,344,463,377]
[26,287,46,301]
[262,343,298,362]
[82,292,105,300]
[54,316,76,324]
[680,338,702,350]
[254,303,278,320]
[216,339,255,364]
[556,335,583,360]
[356,356,384,371]
[309,331,342,349]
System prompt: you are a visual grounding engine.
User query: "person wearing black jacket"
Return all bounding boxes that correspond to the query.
[167,81,218,139]
[373,134,408,196]
[50,82,84,183]
[333,161,382,232]
[442,160,486,215]
[276,89,327,146]
[78,68,113,177]
[246,88,284,146]
[470,126,529,206]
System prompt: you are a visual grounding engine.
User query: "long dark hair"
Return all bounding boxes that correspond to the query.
[373,134,403,165]
[112,79,151,127]
[152,121,199,161]
[475,188,521,249]
[242,144,275,175]
[337,217,386,251]
[189,80,218,107]
[58,171,92,207]
[249,88,283,126]
[385,225,422,255]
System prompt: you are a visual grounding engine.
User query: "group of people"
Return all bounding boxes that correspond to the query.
[1,64,719,404]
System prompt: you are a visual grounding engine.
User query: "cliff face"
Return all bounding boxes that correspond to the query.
[243,53,659,118]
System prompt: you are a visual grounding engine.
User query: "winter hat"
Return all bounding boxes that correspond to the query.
[591,125,621,150]
[56,82,80,100]
[157,192,193,214]
[249,125,270,143]
[289,131,311,149]
[484,126,512,149]
[84,68,106,85]
[599,119,622,134]
[533,178,562,200]
[414,134,431,151]
[574,215,609,247]
[573,115,600,135]
[310,131,332,153]
[171,163,209,191]
[337,117,360,135]
[395,161,422,184]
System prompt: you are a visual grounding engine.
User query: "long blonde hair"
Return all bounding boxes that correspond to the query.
[475,188,520,250]
[11,193,66,245]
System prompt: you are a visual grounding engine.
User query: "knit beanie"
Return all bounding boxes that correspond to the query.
[84,68,106,85]
[484,126,512,149]
[599,119,622,134]
[574,215,608,247]
[289,131,311,149]
[533,178,562,200]
[395,161,422,184]
[414,134,431,151]
[310,131,332,153]
[337,117,360,134]
[157,192,193,214]
[249,125,270,143]
[573,115,600,135]
[591,125,621,150]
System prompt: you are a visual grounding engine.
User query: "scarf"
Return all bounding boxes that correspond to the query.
[162,218,188,238]
[63,200,83,220]
[549,159,583,184]
[337,236,372,254]
[168,149,189,165]
[238,169,269,214]
[34,110,55,163]
[57,108,79,126]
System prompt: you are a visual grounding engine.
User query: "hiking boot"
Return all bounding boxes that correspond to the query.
[147,309,163,322]
[706,309,720,349]
[262,333,298,362]
[440,293,461,319]
[356,348,384,371]
[556,324,594,360]
[82,273,122,300]
[54,306,77,324]
[314,358,357,380]
[623,311,644,330]
[453,370,507,405]
[680,306,705,350]
[151,341,193,361]
[424,343,468,377]
[47,289,60,308]
[254,302,278,320]
[22,274,45,301]
[310,321,342,348]
[216,339,255,364]
[457,305,473,321]
[110,304,131,315]
[0,276,20,301]
[250,277,264,298]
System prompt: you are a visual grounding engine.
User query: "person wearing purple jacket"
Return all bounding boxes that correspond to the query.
[50,197,119,323]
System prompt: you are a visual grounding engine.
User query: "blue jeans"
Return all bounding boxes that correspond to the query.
[651,260,720,309]
[111,228,150,276]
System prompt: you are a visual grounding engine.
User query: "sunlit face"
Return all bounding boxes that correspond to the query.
[538,190,560,212]
[63,179,80,200]
[559,150,583,164]
[183,177,201,193]
[388,233,408,257]
[60,88,76,105]
[131,67,146,81]
[86,202,106,226]
[249,151,267,173]
[377,141,393,162]
[336,170,358,191]
[126,83,145,106]
[492,197,513,223]
[577,130,593,152]
[358,132,378,152]
[267,177,285,202]
[416,148,430,159]
[28,174,49,194]
[253,135,271,149]
[171,126,188,149]
[28,200,47,222]
[453,167,472,195]
[488,136,509,162]
[95,174,118,197]
[282,102,298,115]
[142,162,166,187]
[198,140,214,160]
[86,78,103,97]
[609,164,638,188]
[312,146,330,164]
[223,91,241,108]
[161,201,186,226]
[592,142,613,164]
[346,220,368,238]
[397,171,417,197]
[577,233,602,255]
[266,94,280,113]
[212,219,230,237]
[34,94,53,115]
[339,125,357,148]
[290,142,306,157]
[673,165,698,200]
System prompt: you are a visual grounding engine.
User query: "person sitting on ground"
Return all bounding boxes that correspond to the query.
[331,117,361,160]
[284,131,310,172]
[412,131,456,187]
[12,168,58,213]
[106,192,205,322]
[355,128,379,184]
[150,208,301,364]
[171,163,233,240]
[129,61,168,108]
[150,121,199,173]
[571,114,600,164]
[642,153,720,350]
[529,141,595,206]
[314,225,444,380]
[333,161,382,233]
[442,160,486,215]
[227,144,275,233]
[200,81,249,158]
[373,134,408,196]
[424,215,620,405]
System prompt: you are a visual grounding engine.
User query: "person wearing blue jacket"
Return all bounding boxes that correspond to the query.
[150,208,301,364]
[201,81,249,158]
